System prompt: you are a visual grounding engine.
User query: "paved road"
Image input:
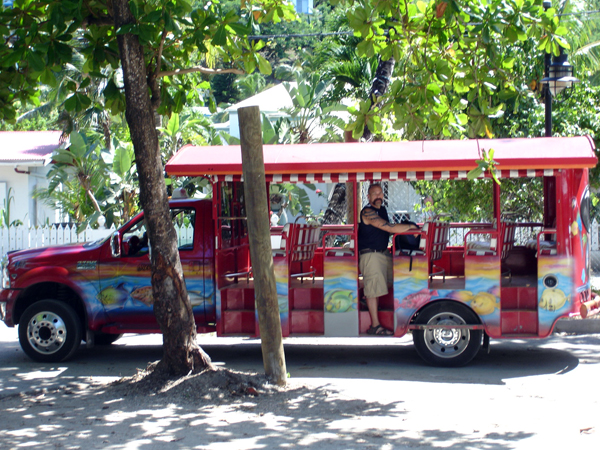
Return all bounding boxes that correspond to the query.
[0,324,597,394]
[1,324,600,449]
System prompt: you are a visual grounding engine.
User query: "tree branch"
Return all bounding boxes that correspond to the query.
[157,66,244,77]
[156,29,168,75]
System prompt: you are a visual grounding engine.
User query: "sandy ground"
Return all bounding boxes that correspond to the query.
[1,326,600,449]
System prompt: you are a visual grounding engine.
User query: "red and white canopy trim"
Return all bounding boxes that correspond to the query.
[166,136,596,179]
[212,169,558,183]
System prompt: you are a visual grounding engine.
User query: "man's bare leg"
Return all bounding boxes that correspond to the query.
[366,297,380,328]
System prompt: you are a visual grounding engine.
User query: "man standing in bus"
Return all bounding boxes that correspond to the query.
[359,183,420,335]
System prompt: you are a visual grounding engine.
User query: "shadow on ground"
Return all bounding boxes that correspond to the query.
[2,333,599,401]
[0,371,535,450]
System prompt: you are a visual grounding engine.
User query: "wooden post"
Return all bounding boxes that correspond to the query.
[238,106,287,386]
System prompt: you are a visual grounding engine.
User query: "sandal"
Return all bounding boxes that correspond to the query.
[367,325,393,336]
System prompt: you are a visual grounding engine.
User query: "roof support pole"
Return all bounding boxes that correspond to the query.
[238,106,287,386]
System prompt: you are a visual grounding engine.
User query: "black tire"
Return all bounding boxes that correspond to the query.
[413,301,482,367]
[18,300,82,362]
[93,332,123,346]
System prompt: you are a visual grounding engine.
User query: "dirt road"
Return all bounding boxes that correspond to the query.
[1,325,599,449]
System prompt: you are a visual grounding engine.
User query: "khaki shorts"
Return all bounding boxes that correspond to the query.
[359,252,393,299]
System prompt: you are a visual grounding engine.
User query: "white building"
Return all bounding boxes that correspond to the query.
[224,83,294,140]
[0,131,61,227]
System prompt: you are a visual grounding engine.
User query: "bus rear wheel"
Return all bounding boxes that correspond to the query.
[413,301,482,367]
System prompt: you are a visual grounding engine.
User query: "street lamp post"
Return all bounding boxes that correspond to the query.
[541,0,579,137]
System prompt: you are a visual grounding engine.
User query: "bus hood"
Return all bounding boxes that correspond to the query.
[5,240,105,266]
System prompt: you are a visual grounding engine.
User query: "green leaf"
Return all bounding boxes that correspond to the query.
[69,132,87,158]
[41,67,57,87]
[257,54,272,75]
[244,57,256,74]
[129,1,139,18]
[166,113,180,136]
[145,10,163,23]
[113,146,133,176]
[212,26,227,46]
[178,0,193,13]
[502,58,515,69]
[27,51,46,72]
[164,12,180,33]
[76,93,92,110]
[2,48,24,67]
[79,77,91,90]
[467,167,483,179]
[53,42,73,62]
[262,113,277,144]
[229,22,251,35]
[64,95,77,111]
[427,83,442,95]
[103,79,119,98]
[51,151,75,164]
[139,24,154,44]
[554,26,567,36]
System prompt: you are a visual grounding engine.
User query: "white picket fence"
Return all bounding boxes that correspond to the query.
[0,223,116,256]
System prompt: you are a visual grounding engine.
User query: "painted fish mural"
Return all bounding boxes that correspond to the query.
[448,288,500,316]
[470,292,500,316]
[398,288,439,309]
[97,283,129,306]
[539,287,570,312]
[324,289,356,313]
[189,290,214,307]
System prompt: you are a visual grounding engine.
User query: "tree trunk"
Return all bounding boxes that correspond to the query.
[362,57,395,142]
[322,183,347,246]
[238,106,287,386]
[323,59,396,243]
[113,0,212,376]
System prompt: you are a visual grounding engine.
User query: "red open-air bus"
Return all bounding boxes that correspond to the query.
[166,136,598,366]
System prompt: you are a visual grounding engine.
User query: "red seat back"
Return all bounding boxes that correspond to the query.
[500,221,516,261]
[427,221,450,262]
[289,223,321,263]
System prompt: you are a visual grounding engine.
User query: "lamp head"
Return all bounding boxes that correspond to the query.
[541,49,579,97]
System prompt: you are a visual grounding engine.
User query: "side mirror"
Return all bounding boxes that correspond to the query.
[111,232,122,257]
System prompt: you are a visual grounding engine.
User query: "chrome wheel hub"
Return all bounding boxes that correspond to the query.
[424,312,470,359]
[26,311,67,355]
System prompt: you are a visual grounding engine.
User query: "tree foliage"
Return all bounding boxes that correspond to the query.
[0,0,295,122]
[1,0,296,380]
[338,0,571,140]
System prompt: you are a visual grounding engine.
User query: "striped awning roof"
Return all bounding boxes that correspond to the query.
[165,136,597,180]
[212,169,559,183]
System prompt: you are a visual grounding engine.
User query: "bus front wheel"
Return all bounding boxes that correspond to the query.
[18,300,82,363]
[413,301,482,367]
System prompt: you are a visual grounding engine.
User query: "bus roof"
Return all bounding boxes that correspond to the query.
[165,136,597,182]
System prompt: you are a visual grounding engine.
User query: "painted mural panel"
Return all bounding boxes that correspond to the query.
[273,258,290,335]
[538,255,573,336]
[394,254,501,336]
[324,255,358,336]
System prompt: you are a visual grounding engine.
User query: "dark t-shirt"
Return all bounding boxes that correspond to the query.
[358,205,390,252]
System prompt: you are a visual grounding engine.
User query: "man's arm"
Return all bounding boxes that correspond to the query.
[362,207,418,234]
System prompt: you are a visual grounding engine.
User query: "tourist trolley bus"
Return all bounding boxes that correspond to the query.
[2,136,597,365]
[166,136,598,366]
